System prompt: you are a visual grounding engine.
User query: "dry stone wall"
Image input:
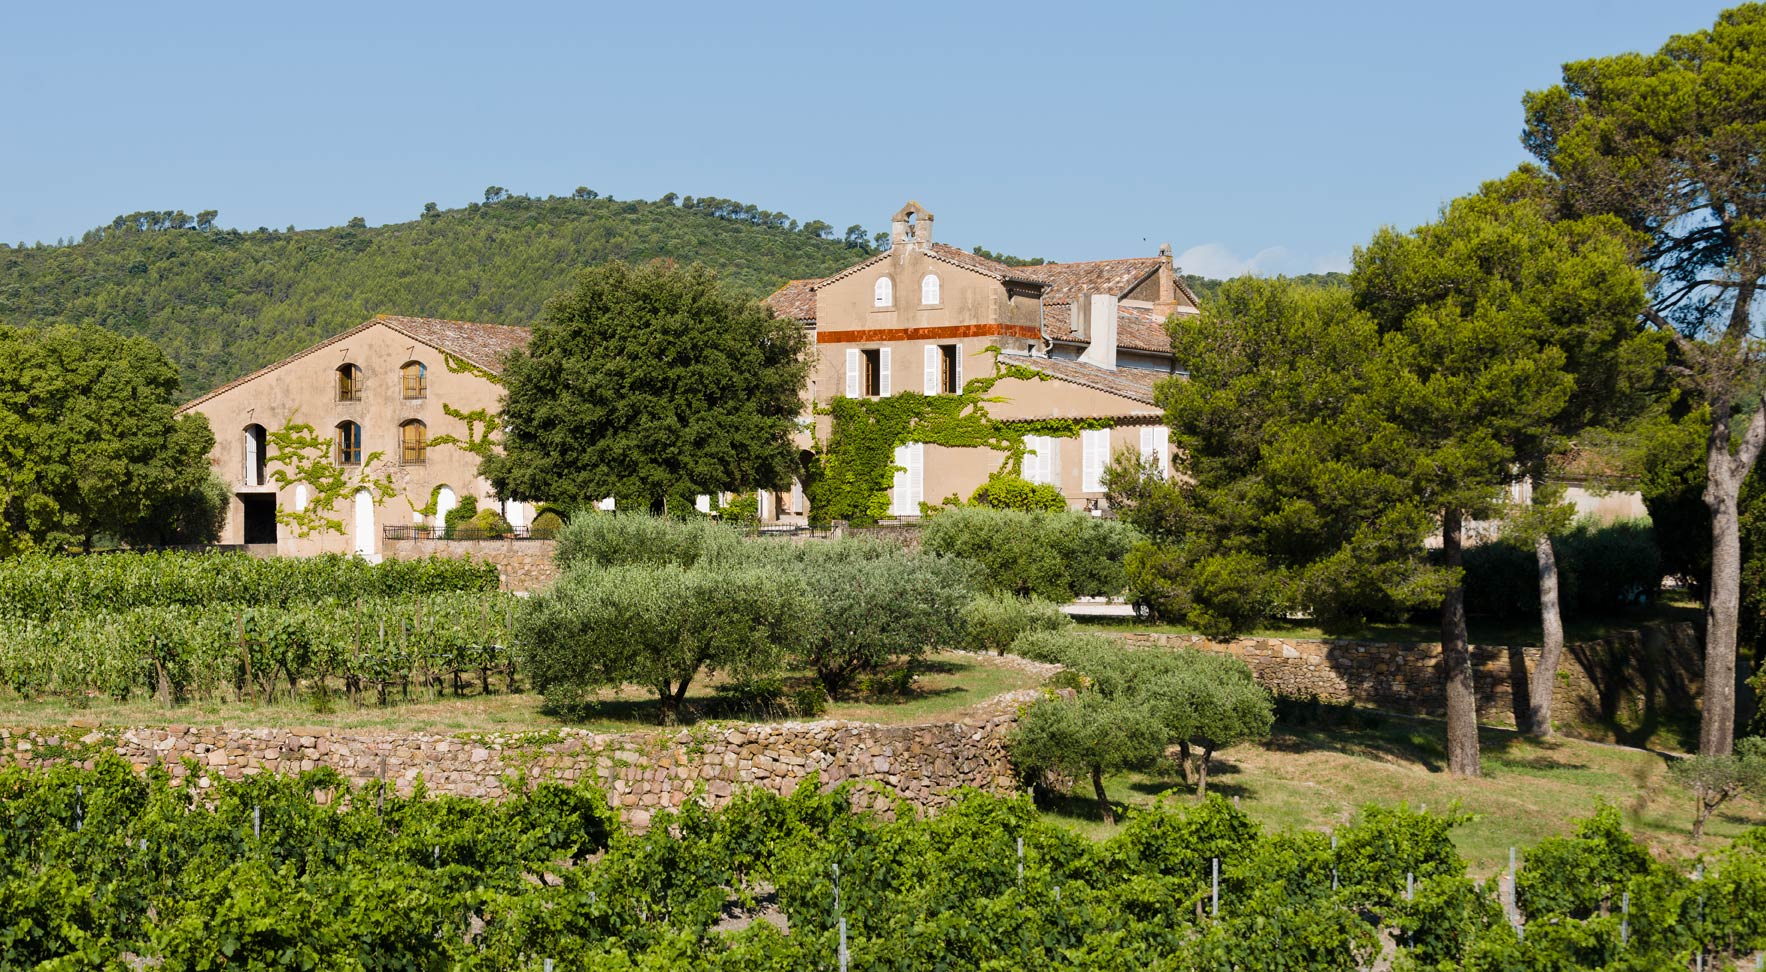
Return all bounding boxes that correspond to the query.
[0,691,1035,828]
[1110,622,1702,729]
[382,537,559,592]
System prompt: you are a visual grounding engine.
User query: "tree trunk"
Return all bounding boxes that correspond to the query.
[1196,745,1213,798]
[1176,740,1192,785]
[1527,531,1565,738]
[1442,508,1482,778]
[1091,765,1115,824]
[1692,788,1711,840]
[657,682,680,725]
[1703,470,1743,756]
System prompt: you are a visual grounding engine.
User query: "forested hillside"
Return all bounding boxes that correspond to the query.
[1182,270,1348,304]
[0,191,879,397]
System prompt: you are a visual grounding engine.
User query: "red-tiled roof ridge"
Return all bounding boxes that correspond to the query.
[764,278,823,323]
[1009,257,1166,306]
[178,315,529,412]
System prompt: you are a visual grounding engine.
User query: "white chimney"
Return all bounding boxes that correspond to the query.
[1078,294,1118,370]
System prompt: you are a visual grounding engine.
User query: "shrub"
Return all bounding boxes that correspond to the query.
[515,562,810,724]
[968,473,1067,513]
[455,507,513,539]
[443,495,479,539]
[1007,628,1118,665]
[529,508,565,539]
[554,513,741,570]
[1459,518,1661,620]
[719,493,760,527]
[923,506,1140,601]
[960,593,1070,655]
[759,539,978,697]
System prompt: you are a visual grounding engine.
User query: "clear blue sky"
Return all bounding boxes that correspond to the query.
[0,0,1733,278]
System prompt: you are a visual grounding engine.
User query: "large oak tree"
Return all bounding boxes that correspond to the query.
[484,260,809,513]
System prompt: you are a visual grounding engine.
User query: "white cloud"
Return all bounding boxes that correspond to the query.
[1175,242,1350,279]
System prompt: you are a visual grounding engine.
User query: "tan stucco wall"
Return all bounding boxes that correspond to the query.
[180,322,510,559]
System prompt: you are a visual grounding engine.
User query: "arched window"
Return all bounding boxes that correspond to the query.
[400,420,427,464]
[873,276,894,308]
[243,424,266,486]
[920,274,941,305]
[336,364,363,402]
[336,421,362,465]
[401,361,428,399]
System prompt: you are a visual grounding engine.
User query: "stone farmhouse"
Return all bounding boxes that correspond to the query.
[177,315,531,559]
[765,201,1198,515]
[181,201,1203,555]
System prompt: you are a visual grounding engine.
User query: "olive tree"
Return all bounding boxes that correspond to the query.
[1008,691,1166,824]
[515,562,810,724]
[764,539,978,697]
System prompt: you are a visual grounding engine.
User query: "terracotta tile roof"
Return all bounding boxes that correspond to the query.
[374,315,530,373]
[1042,303,1173,354]
[1008,257,1165,305]
[765,278,823,323]
[1002,352,1173,408]
[179,315,529,411]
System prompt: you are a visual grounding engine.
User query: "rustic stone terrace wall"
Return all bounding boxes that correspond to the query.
[1110,622,1702,730]
[383,537,559,593]
[0,691,1034,828]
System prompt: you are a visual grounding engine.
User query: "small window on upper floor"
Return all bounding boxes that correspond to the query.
[920,274,941,305]
[336,421,363,465]
[337,364,363,402]
[401,361,428,399]
[873,276,894,308]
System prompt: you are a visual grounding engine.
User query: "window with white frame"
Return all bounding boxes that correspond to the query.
[873,276,894,308]
[1081,428,1111,492]
[1139,425,1170,479]
[847,347,890,397]
[920,274,940,305]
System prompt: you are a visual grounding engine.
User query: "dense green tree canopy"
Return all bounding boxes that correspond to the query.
[483,261,810,512]
[0,192,876,397]
[0,325,216,554]
[1523,3,1766,756]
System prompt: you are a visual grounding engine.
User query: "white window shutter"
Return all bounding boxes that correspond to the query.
[910,443,924,510]
[891,444,912,516]
[1022,436,1040,483]
[695,494,711,514]
[955,347,963,390]
[1140,426,1156,464]
[1154,425,1170,479]
[845,349,860,398]
[879,347,892,397]
[791,479,804,515]
[924,345,939,394]
[1082,429,1109,492]
[1044,437,1060,487]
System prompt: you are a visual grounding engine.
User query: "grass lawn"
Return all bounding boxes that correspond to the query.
[0,652,1040,736]
[1073,599,1702,647]
[1042,708,1764,874]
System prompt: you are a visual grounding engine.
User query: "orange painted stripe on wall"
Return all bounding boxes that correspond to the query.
[815,323,1042,344]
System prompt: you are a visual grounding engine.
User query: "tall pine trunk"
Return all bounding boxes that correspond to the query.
[1527,528,1565,738]
[1702,465,1743,756]
[1442,508,1481,777]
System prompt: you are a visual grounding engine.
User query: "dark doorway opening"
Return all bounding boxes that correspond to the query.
[240,494,277,545]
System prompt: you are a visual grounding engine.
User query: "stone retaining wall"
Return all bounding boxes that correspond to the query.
[383,538,559,593]
[0,691,1034,828]
[1110,622,1702,729]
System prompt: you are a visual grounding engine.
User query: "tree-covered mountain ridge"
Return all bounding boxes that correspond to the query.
[0,191,886,397]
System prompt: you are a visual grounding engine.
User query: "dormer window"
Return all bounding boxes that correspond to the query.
[336,364,363,402]
[873,276,894,308]
[401,361,428,399]
[920,274,940,305]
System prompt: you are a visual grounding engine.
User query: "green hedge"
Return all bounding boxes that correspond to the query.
[0,551,499,620]
[922,507,1140,601]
